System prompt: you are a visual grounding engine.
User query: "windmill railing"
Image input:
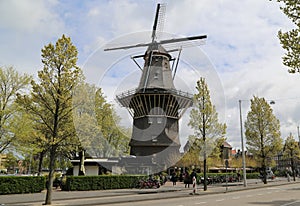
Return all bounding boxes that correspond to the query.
[115,88,194,101]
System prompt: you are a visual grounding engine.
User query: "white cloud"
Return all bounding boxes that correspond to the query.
[0,0,63,34]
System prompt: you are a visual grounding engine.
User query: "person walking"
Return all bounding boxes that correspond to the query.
[171,171,177,186]
[184,171,191,188]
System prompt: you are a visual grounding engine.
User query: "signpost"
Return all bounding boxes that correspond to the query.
[225,159,229,192]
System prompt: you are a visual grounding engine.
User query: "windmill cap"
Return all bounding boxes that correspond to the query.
[145,43,171,59]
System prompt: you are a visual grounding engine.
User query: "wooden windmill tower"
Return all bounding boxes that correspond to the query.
[105,4,207,168]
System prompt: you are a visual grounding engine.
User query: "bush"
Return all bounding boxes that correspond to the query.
[62,175,147,191]
[0,176,46,195]
[194,172,260,184]
[245,172,260,179]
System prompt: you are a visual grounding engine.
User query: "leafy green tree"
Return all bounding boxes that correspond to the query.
[0,66,32,153]
[275,0,300,73]
[17,35,82,205]
[283,133,300,181]
[73,84,130,157]
[188,77,226,191]
[245,96,282,184]
[94,88,130,156]
[230,155,259,169]
[72,83,130,175]
[3,152,18,173]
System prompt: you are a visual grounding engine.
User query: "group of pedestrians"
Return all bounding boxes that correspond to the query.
[170,169,197,188]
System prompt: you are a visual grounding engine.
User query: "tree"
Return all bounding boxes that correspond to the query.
[73,84,131,158]
[72,83,130,175]
[188,77,226,191]
[0,66,32,153]
[176,151,200,169]
[283,133,300,181]
[275,0,300,73]
[230,155,259,169]
[94,88,130,156]
[17,35,82,205]
[245,96,282,184]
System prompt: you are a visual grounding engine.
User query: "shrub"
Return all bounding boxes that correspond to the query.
[62,175,147,191]
[0,176,46,195]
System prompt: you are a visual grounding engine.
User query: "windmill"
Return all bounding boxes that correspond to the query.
[105,3,207,171]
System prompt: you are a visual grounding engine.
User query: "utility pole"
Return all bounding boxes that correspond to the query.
[297,125,300,142]
[239,100,247,187]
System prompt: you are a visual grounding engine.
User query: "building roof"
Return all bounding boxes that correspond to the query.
[222,141,232,149]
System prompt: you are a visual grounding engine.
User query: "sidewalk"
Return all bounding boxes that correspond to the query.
[0,178,298,205]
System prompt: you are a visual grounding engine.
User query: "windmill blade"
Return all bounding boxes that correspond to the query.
[104,35,207,51]
[104,42,152,51]
[155,4,166,40]
[163,38,206,51]
[158,35,207,45]
[151,4,166,42]
[151,4,161,42]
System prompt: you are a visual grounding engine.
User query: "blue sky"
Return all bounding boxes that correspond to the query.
[0,0,299,150]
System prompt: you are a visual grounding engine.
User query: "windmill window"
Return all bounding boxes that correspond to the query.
[148,117,153,124]
[154,72,159,79]
[157,117,162,124]
[164,62,168,69]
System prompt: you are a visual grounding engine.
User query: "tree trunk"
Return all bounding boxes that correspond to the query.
[203,158,207,191]
[78,150,85,176]
[291,158,296,181]
[38,151,44,176]
[262,165,267,184]
[45,147,56,205]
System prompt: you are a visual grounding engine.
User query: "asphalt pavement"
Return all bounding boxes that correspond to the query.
[0,177,297,206]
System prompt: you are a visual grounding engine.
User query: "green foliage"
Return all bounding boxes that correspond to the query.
[73,84,130,158]
[0,176,45,194]
[62,175,147,191]
[283,133,300,180]
[95,89,130,156]
[2,152,18,172]
[244,172,261,179]
[194,172,259,184]
[245,97,282,162]
[0,66,32,153]
[188,78,226,142]
[245,96,282,183]
[275,0,300,73]
[188,78,226,190]
[16,34,83,205]
[283,133,300,159]
[16,34,83,163]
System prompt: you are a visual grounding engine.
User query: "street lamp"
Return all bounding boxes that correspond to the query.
[239,100,247,187]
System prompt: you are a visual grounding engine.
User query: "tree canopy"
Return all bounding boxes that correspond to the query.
[245,96,282,183]
[72,83,130,158]
[283,133,300,181]
[276,0,300,73]
[0,66,32,153]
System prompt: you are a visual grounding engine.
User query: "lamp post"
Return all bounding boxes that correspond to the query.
[239,100,247,187]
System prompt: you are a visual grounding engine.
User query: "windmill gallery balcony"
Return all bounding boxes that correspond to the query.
[116,88,193,119]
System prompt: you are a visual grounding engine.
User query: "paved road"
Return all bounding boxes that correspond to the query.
[102,183,300,206]
[0,178,297,206]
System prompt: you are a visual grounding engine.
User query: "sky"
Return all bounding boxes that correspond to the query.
[0,0,299,151]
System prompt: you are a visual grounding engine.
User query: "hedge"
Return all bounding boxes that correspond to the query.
[0,176,46,195]
[196,172,260,179]
[62,175,147,191]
